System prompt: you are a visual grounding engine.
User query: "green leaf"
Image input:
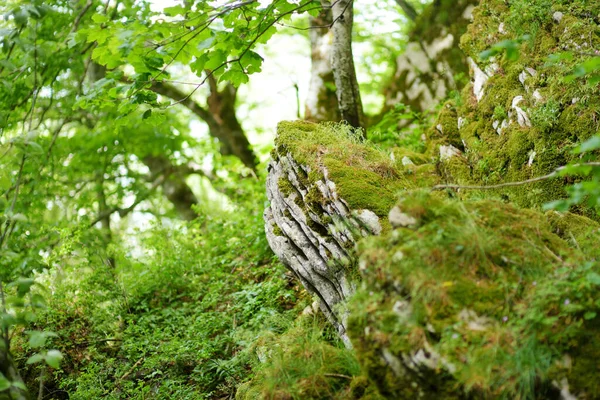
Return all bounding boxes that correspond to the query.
[586,272,600,285]
[26,353,44,364]
[14,278,35,297]
[44,350,63,368]
[27,331,56,348]
[584,311,597,320]
[11,381,27,391]
[28,331,45,348]
[542,199,570,212]
[163,5,186,16]
[190,54,209,75]
[575,135,600,154]
[0,372,10,391]
[142,109,152,120]
[91,14,109,24]
[204,50,227,71]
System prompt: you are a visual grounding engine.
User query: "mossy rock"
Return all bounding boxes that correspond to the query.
[275,121,440,233]
[348,191,600,399]
[430,0,600,216]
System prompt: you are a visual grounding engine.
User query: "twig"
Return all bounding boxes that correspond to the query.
[71,0,94,34]
[432,162,600,191]
[119,357,144,381]
[324,373,353,380]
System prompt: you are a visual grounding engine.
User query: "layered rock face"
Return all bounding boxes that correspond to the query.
[264,122,436,344]
[265,0,600,398]
[383,0,478,115]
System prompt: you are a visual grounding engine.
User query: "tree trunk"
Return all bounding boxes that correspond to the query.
[143,156,199,222]
[330,0,364,130]
[394,0,418,21]
[150,79,258,172]
[305,8,340,122]
[206,76,258,170]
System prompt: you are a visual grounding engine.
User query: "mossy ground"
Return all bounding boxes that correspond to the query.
[236,315,383,400]
[432,0,600,214]
[275,121,439,232]
[348,191,600,399]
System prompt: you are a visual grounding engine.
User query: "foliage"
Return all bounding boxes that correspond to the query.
[237,316,374,400]
[18,183,305,399]
[368,103,428,152]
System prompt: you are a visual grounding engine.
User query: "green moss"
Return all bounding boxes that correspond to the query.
[272,224,284,237]
[278,177,295,198]
[275,121,438,233]
[348,191,600,398]
[431,0,600,217]
[236,317,364,400]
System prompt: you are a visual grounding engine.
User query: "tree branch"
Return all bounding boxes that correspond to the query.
[394,0,418,21]
[432,162,600,191]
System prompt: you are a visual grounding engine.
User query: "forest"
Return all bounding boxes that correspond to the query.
[0,0,599,399]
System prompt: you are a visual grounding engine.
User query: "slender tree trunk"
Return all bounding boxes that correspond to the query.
[394,0,418,21]
[96,166,116,267]
[330,0,364,129]
[206,76,258,170]
[0,283,29,400]
[143,156,199,222]
[305,8,340,122]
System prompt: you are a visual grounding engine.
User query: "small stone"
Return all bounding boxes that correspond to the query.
[553,11,564,23]
[511,96,531,127]
[355,209,382,235]
[401,156,414,166]
[392,251,405,262]
[439,145,462,161]
[302,305,314,316]
[389,206,417,228]
[527,150,536,167]
[498,22,506,34]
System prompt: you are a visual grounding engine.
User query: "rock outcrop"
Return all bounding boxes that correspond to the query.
[382,0,478,116]
[265,0,600,397]
[264,122,437,344]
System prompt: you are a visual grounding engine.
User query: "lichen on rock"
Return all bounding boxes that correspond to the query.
[263,0,600,397]
[348,191,600,398]
[264,121,438,343]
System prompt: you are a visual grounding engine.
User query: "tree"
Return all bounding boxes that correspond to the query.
[330,0,364,129]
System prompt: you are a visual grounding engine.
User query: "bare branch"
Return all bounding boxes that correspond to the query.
[432,162,600,191]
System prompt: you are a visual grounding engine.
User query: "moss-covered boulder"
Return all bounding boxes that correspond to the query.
[264,0,600,398]
[348,191,600,399]
[429,0,600,213]
[264,121,439,343]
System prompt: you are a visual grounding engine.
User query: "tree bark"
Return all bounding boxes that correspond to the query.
[151,79,258,171]
[394,0,418,21]
[305,8,340,122]
[143,155,199,222]
[330,0,364,130]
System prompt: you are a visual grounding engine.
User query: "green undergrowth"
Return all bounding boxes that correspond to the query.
[236,315,382,400]
[348,191,600,399]
[16,186,308,399]
[428,0,600,213]
[275,121,439,232]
